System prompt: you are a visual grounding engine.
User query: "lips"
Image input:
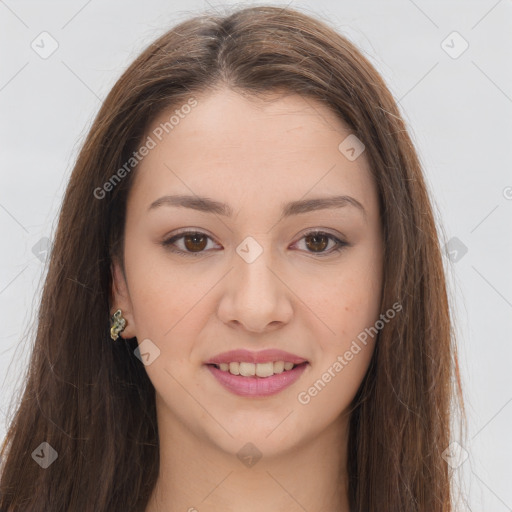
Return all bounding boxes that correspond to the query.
[206,361,309,397]
[204,348,308,365]
[204,349,309,397]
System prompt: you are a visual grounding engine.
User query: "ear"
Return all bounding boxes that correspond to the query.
[110,257,137,339]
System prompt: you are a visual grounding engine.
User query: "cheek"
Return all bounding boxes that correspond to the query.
[310,253,382,340]
[124,240,208,343]
[302,248,381,393]
[296,274,381,415]
[296,342,374,420]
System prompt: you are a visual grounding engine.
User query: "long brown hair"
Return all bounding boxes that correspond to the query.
[0,5,466,511]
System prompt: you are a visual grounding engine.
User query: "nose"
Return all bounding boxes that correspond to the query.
[216,246,294,334]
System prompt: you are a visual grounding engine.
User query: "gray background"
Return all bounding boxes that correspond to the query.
[1,0,511,509]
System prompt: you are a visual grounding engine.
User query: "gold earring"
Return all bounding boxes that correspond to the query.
[110,309,126,341]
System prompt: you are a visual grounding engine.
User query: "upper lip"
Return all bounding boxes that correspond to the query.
[205,349,308,365]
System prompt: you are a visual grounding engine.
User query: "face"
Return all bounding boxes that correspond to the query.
[111,87,383,459]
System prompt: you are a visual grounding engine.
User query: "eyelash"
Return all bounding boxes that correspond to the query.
[161,229,348,257]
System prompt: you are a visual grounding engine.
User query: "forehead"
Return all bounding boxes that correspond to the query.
[129,88,378,220]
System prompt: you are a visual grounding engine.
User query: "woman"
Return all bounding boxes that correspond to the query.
[0,5,466,511]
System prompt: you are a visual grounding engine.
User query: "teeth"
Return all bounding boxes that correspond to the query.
[255,362,273,377]
[215,361,300,377]
[240,362,256,377]
[273,361,285,373]
[229,362,240,375]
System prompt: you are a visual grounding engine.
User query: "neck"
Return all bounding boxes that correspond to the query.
[145,395,351,512]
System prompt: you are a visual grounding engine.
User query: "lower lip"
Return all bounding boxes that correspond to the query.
[206,363,309,397]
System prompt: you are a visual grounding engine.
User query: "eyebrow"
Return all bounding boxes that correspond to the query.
[148,194,367,221]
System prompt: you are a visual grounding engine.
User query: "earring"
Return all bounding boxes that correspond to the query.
[110,309,126,341]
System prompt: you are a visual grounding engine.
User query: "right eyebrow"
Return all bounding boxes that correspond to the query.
[148,194,367,222]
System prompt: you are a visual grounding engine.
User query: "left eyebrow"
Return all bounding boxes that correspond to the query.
[147,194,367,221]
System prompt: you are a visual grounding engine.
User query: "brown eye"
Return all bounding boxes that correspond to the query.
[304,233,329,252]
[162,231,217,256]
[162,229,347,258]
[295,230,348,256]
[183,233,208,252]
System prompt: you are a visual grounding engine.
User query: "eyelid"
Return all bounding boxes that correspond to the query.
[291,229,349,257]
[161,228,349,257]
[161,228,220,256]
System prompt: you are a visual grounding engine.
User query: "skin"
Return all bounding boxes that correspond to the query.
[111,87,383,512]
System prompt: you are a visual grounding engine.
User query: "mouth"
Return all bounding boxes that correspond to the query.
[204,349,309,396]
[205,362,309,397]
[205,349,310,398]
[206,361,308,378]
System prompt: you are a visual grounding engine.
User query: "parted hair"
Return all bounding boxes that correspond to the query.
[0,5,465,511]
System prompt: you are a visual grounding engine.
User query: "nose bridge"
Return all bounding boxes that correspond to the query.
[234,234,278,305]
[218,234,293,331]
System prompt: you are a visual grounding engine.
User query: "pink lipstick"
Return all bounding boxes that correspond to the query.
[204,348,309,397]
